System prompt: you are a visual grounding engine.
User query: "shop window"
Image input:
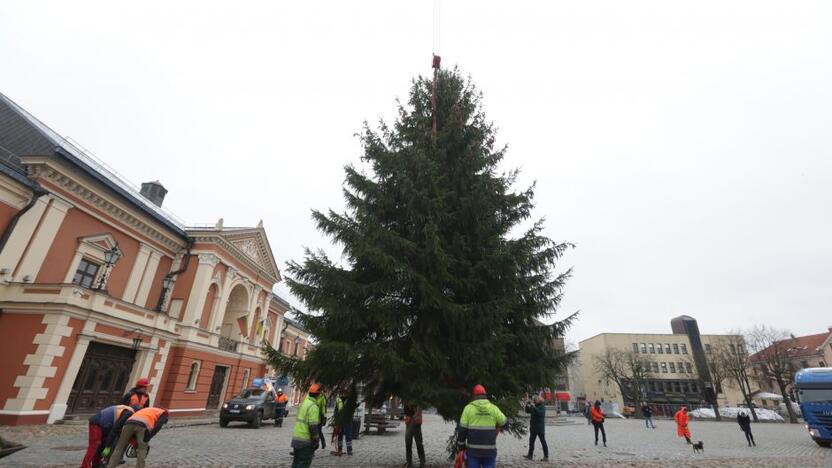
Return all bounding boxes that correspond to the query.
[186,361,201,391]
[72,258,101,288]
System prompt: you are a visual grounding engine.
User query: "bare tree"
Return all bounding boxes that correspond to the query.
[748,325,798,424]
[711,333,759,422]
[594,349,653,415]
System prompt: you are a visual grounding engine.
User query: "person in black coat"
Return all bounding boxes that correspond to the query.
[737,411,755,446]
[641,404,655,429]
[523,396,549,461]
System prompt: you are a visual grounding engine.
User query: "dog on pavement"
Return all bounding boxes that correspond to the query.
[692,441,704,453]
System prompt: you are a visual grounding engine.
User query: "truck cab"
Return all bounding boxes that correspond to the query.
[795,367,832,447]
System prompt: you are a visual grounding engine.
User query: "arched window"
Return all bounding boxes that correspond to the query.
[186,361,201,391]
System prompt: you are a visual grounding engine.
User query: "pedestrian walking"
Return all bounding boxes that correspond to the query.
[106,407,168,468]
[121,378,150,409]
[590,400,607,447]
[274,388,289,427]
[674,406,692,444]
[641,403,655,429]
[523,396,549,461]
[81,404,134,468]
[404,402,425,467]
[291,384,322,468]
[457,384,507,468]
[737,411,755,447]
[315,388,328,450]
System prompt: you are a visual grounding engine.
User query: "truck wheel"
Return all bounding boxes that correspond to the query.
[250,411,262,428]
[219,418,229,428]
[815,440,831,448]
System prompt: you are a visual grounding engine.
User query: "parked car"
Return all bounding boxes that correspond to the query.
[220,388,276,428]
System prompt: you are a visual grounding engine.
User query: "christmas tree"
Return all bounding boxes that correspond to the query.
[267,67,575,434]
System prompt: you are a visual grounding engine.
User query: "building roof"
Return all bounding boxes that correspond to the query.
[751,331,830,362]
[0,92,187,237]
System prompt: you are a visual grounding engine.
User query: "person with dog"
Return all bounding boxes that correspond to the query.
[674,406,692,444]
[106,406,168,468]
[737,411,755,446]
[523,396,549,461]
[81,404,135,468]
[590,400,607,447]
[121,378,151,409]
[457,384,507,468]
[291,384,322,468]
[641,403,655,429]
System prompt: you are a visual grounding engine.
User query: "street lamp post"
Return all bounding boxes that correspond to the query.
[96,245,122,291]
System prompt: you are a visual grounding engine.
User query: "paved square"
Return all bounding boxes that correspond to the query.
[1,415,830,467]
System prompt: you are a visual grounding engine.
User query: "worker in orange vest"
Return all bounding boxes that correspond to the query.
[105,407,168,468]
[274,388,289,427]
[121,378,151,409]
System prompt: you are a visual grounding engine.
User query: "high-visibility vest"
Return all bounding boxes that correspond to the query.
[129,407,166,430]
[459,397,507,458]
[292,396,320,446]
[276,394,289,405]
[129,393,149,408]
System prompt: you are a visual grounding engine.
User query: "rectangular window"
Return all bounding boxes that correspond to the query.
[657,343,664,354]
[704,343,711,353]
[673,382,681,393]
[678,362,686,373]
[633,343,639,353]
[651,361,659,373]
[691,382,699,393]
[685,362,692,374]
[640,343,647,353]
[673,344,680,354]
[681,344,688,354]
[661,362,668,373]
[681,382,689,393]
[649,343,655,354]
[72,258,101,289]
[665,344,672,354]
[669,362,676,373]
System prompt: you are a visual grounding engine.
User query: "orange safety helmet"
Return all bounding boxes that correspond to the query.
[136,378,150,388]
[472,384,487,396]
[309,383,321,394]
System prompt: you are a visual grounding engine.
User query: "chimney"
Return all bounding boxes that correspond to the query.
[140,181,167,207]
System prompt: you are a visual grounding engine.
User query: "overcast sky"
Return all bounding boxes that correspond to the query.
[2,1,830,344]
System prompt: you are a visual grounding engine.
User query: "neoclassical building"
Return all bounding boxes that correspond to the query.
[0,92,299,425]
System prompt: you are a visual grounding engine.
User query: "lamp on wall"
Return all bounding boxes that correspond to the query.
[124,329,144,350]
[156,275,175,312]
[96,244,122,291]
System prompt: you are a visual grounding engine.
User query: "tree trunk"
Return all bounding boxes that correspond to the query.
[713,403,722,421]
[741,375,759,423]
[776,379,798,424]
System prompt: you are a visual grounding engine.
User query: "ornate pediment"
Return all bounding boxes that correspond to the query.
[186,226,281,284]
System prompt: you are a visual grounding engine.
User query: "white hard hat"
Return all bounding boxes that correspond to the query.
[278,388,283,392]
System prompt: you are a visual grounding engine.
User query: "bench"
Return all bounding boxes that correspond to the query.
[363,413,400,434]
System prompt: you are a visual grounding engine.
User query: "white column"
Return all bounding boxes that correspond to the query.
[208,267,237,333]
[13,196,74,281]
[0,196,49,278]
[134,250,163,307]
[122,244,152,302]
[181,254,219,326]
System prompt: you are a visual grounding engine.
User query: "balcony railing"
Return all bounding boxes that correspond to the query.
[218,336,238,352]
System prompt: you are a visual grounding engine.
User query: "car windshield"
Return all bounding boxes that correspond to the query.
[237,389,267,399]
[797,388,832,404]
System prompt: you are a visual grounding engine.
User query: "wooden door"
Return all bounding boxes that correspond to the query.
[66,342,136,415]
[206,366,228,409]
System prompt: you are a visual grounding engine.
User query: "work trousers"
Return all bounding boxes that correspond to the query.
[467,455,496,468]
[107,423,148,468]
[527,429,548,458]
[338,423,353,454]
[405,423,425,465]
[291,445,314,468]
[81,422,104,468]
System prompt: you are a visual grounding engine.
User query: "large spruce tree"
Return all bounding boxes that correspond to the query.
[267,68,575,433]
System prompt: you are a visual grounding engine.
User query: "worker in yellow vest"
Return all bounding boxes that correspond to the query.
[291,384,322,468]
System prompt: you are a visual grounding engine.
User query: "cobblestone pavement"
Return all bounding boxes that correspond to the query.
[2,415,830,467]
